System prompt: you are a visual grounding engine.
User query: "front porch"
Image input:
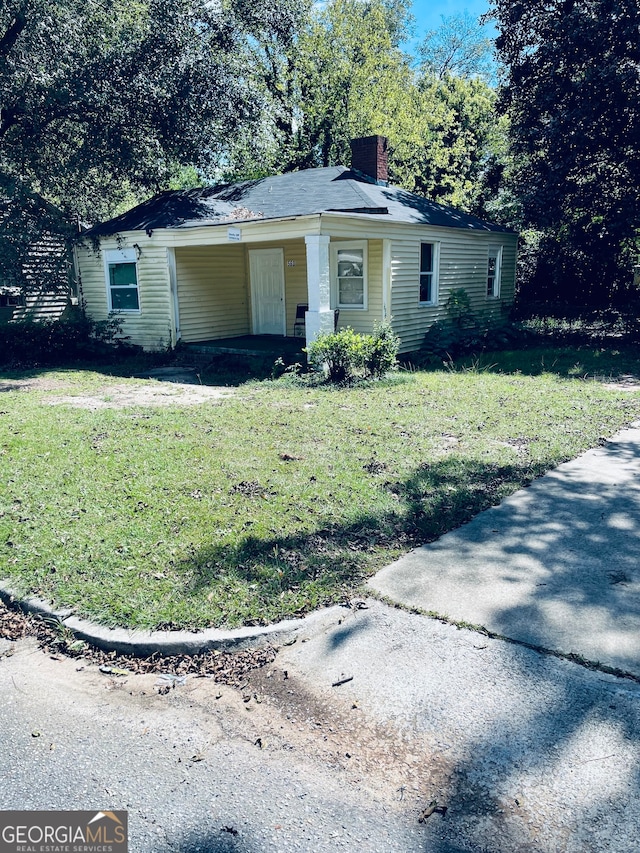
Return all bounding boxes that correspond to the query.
[173,234,384,349]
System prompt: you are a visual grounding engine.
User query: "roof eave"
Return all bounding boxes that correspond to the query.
[319,209,517,234]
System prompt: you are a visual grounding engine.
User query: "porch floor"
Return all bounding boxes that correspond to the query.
[183,335,306,359]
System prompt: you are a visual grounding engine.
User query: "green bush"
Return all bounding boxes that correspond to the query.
[0,310,137,367]
[417,317,525,365]
[306,322,400,383]
[445,288,475,329]
[363,321,401,378]
[412,289,526,365]
[306,326,367,382]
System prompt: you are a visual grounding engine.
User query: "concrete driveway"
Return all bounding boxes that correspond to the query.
[370,423,640,677]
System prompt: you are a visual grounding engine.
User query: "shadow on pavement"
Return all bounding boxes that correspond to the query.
[372,428,640,677]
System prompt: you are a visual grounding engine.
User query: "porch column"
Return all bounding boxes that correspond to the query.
[166,247,180,347]
[304,234,334,343]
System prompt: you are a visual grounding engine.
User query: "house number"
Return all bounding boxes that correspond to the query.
[287,260,296,267]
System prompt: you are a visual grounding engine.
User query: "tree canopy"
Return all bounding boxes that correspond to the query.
[226,0,503,219]
[491,0,640,305]
[0,0,305,287]
[418,10,495,83]
[0,0,519,297]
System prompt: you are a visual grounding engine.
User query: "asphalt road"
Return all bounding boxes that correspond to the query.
[2,600,640,852]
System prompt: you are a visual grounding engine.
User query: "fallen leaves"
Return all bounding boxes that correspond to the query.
[0,598,277,688]
[229,480,267,498]
[363,459,387,475]
[0,603,32,641]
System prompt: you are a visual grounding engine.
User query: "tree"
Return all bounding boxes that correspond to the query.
[227,0,417,175]
[418,10,496,84]
[393,73,501,214]
[293,0,415,169]
[0,0,304,289]
[227,0,503,218]
[491,0,640,305]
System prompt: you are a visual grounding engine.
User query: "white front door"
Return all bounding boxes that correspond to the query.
[249,248,286,335]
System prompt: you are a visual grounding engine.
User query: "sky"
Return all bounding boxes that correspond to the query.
[402,0,495,59]
[410,0,491,34]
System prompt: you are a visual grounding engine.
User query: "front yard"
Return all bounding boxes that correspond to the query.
[2,346,639,630]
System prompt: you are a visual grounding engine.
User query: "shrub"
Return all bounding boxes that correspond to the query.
[306,322,400,383]
[271,357,302,379]
[445,288,475,329]
[414,289,526,365]
[0,310,137,367]
[306,326,367,382]
[363,321,400,378]
[417,318,526,365]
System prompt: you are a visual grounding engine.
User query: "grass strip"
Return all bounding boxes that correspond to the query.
[1,345,639,630]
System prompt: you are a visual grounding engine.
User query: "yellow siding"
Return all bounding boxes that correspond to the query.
[75,239,172,351]
[175,239,309,341]
[159,217,322,248]
[389,228,518,354]
[75,215,517,354]
[247,236,384,336]
[176,245,248,342]
[284,242,308,336]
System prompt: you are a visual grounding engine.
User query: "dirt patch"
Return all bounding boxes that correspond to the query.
[601,374,640,392]
[1,373,233,408]
[47,382,233,409]
[593,373,640,391]
[241,664,453,807]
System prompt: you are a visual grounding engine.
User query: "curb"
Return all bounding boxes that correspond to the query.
[0,581,342,657]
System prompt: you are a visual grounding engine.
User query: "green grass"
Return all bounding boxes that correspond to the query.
[1,345,640,631]
[453,344,640,381]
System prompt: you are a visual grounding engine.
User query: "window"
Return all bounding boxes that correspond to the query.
[419,242,439,305]
[0,292,24,308]
[332,242,367,309]
[487,246,502,298]
[104,248,139,311]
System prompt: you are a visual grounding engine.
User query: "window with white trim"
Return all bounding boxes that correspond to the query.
[419,242,439,305]
[0,291,24,308]
[331,241,367,309]
[487,246,502,298]
[104,248,140,311]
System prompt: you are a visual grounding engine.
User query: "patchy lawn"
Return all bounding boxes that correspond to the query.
[1,348,639,631]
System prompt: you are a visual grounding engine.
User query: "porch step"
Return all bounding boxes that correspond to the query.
[186,343,273,357]
[182,336,306,360]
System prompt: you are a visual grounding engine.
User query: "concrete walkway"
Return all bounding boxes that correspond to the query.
[370,424,640,677]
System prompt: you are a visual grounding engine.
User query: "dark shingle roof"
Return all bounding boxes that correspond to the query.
[87,166,514,236]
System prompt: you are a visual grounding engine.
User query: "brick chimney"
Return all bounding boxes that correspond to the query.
[350,135,388,186]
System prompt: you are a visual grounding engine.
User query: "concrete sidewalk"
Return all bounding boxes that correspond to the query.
[370,424,640,677]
